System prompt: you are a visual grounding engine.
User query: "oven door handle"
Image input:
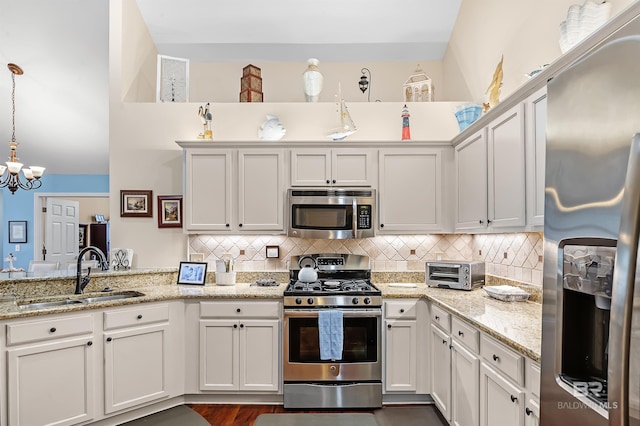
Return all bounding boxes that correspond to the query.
[284,309,382,317]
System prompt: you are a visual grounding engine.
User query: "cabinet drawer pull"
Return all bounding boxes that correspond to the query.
[326,180,330,184]
[106,337,112,342]
[525,407,533,416]
[87,341,93,346]
[225,224,230,227]
[487,219,493,224]
[479,220,484,224]
[49,327,56,333]
[233,324,238,329]
[240,324,244,328]
[435,315,440,321]
[137,314,143,319]
[442,339,447,345]
[510,395,517,403]
[492,354,500,362]
[458,330,464,336]
[239,223,243,227]
[387,324,392,329]
[332,179,336,184]
[380,224,384,228]
[236,308,241,313]
[399,308,405,313]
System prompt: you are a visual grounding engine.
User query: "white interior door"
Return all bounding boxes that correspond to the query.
[45,198,79,266]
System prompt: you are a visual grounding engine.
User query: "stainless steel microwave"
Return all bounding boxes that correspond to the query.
[287,188,376,239]
[426,260,485,290]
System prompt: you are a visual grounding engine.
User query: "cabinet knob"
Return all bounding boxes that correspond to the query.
[87,341,93,346]
[442,339,447,345]
[510,395,517,403]
[525,407,533,416]
[326,180,330,184]
[492,354,500,362]
[225,224,230,227]
[487,219,493,224]
[400,308,405,313]
[106,337,112,342]
[233,324,238,328]
[137,314,143,319]
[236,308,241,313]
[240,324,244,328]
[380,224,385,228]
[479,220,484,224]
[239,223,243,227]
[49,327,56,333]
[332,179,336,184]
[458,330,464,336]
[387,324,392,329]
[435,315,440,320]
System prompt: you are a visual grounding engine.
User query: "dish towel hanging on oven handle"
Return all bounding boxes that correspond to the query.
[318,310,344,360]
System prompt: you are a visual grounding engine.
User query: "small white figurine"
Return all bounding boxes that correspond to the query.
[258,115,286,141]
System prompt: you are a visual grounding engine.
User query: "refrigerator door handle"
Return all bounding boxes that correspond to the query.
[609,133,640,426]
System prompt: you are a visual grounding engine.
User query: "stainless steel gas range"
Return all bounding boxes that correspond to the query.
[283,253,383,409]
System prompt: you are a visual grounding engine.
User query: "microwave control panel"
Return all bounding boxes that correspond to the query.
[357,205,372,229]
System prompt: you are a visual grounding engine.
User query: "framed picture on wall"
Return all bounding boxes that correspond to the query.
[120,190,153,217]
[157,195,183,228]
[8,221,27,244]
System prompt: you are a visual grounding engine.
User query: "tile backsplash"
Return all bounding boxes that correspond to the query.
[189,232,544,287]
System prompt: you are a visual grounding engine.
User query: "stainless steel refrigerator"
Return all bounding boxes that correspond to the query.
[541,18,640,426]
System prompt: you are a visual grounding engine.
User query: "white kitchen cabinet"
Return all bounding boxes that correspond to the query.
[103,303,172,414]
[524,87,547,228]
[378,148,452,233]
[6,314,96,426]
[184,148,233,231]
[480,362,525,426]
[384,300,417,392]
[290,148,376,186]
[524,359,541,426]
[199,301,280,392]
[238,149,285,231]
[451,339,480,426]
[454,129,488,232]
[455,103,527,232]
[184,148,285,232]
[430,323,452,421]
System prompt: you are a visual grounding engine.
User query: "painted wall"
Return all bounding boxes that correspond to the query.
[441,0,636,103]
[1,174,108,271]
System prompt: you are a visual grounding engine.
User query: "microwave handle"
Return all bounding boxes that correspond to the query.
[352,199,358,236]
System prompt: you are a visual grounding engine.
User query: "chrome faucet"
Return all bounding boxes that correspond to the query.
[75,246,109,294]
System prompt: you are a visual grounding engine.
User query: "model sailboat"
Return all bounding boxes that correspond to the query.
[328,84,357,141]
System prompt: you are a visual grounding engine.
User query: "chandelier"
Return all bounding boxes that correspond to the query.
[0,63,45,195]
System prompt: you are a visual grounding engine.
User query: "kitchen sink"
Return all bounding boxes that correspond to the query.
[17,291,145,310]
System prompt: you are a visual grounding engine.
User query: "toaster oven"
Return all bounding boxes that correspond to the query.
[426,261,485,290]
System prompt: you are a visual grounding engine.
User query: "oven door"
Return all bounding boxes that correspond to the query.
[283,308,382,382]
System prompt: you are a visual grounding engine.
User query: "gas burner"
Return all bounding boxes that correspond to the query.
[292,281,322,292]
[342,280,373,292]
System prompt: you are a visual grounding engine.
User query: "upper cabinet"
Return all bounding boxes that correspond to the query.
[290,148,376,187]
[524,87,547,228]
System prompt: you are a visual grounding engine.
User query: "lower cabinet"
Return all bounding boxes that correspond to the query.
[385,301,418,392]
[199,300,280,392]
[103,303,173,414]
[430,324,452,420]
[5,313,96,426]
[451,340,480,426]
[479,362,525,426]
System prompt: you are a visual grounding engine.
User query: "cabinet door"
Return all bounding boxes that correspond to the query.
[332,149,376,186]
[455,130,488,232]
[385,319,417,392]
[379,148,447,232]
[487,104,526,229]
[452,340,480,426]
[7,337,95,426]
[290,149,331,186]
[431,324,452,421]
[185,149,233,231]
[240,319,279,391]
[480,362,525,426]
[200,320,239,391]
[238,149,285,231]
[104,324,169,414]
[525,88,547,227]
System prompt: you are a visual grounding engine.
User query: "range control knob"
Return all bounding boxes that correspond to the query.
[364,297,371,305]
[295,298,302,305]
[352,297,359,305]
[307,298,314,305]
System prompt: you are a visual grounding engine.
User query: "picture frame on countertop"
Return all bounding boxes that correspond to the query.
[177,261,207,285]
[8,221,27,244]
[120,190,153,218]
[157,195,183,228]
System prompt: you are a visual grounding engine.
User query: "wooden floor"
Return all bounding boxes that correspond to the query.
[188,404,446,426]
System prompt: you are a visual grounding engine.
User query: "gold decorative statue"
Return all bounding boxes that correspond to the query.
[483,55,504,113]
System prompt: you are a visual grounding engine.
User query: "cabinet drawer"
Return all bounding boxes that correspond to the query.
[431,304,451,332]
[481,334,524,385]
[6,314,93,346]
[200,300,280,318]
[451,316,479,353]
[385,300,417,319]
[526,359,541,397]
[103,304,169,330]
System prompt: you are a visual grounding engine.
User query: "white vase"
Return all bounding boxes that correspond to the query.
[302,58,323,102]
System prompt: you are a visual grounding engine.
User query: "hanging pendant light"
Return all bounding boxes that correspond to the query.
[0,63,45,195]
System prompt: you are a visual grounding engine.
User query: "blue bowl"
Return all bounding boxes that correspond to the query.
[455,105,482,131]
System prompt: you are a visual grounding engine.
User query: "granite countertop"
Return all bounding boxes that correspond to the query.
[0,277,542,362]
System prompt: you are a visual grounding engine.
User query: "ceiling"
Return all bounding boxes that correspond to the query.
[136,0,463,62]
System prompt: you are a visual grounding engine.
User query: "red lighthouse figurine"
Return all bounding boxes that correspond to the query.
[401,104,411,140]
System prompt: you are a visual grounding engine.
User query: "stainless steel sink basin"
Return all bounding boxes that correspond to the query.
[18,291,145,310]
